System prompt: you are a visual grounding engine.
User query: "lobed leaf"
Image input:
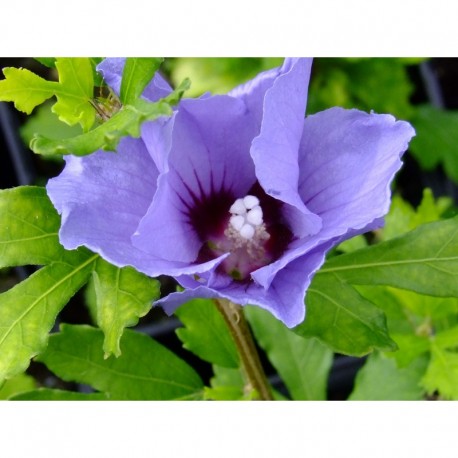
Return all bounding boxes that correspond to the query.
[295,273,396,356]
[349,352,428,400]
[319,216,458,298]
[92,258,160,358]
[409,105,458,184]
[421,343,458,400]
[0,59,96,131]
[37,325,204,400]
[52,58,96,131]
[30,78,190,157]
[175,298,239,368]
[246,306,333,400]
[0,186,65,268]
[0,249,98,382]
[0,67,55,114]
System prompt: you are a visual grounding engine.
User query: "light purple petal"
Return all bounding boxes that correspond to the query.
[251,107,415,289]
[46,137,226,277]
[158,243,329,328]
[97,58,172,101]
[132,95,259,263]
[250,58,321,238]
[140,115,175,174]
[298,107,415,230]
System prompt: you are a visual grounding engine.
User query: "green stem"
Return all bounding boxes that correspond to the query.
[215,299,273,400]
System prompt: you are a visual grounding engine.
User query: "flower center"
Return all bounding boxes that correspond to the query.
[205,195,273,280]
[193,184,293,283]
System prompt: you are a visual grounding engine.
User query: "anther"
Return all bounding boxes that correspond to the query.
[228,195,264,240]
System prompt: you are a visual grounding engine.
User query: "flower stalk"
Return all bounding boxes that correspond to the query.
[215,299,273,400]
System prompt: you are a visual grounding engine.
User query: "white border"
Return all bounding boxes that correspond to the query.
[3,0,457,56]
[1,402,458,457]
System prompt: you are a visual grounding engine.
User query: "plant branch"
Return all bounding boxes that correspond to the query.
[215,299,273,400]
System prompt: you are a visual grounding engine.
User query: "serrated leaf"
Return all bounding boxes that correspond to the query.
[30,77,190,157]
[421,343,458,399]
[120,58,163,104]
[246,306,333,400]
[37,325,204,400]
[11,388,108,401]
[52,58,96,132]
[320,216,458,298]
[0,67,55,114]
[349,352,428,400]
[0,249,97,382]
[295,273,396,356]
[0,186,66,267]
[175,298,239,368]
[410,105,458,183]
[0,373,36,399]
[30,100,169,155]
[92,258,160,358]
[0,59,96,132]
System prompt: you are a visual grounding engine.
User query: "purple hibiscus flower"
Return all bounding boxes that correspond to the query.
[46,58,415,327]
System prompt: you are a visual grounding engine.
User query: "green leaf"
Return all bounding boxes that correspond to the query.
[319,216,458,298]
[175,298,239,368]
[388,288,458,320]
[92,258,160,358]
[0,186,66,268]
[37,325,204,400]
[120,58,163,104]
[0,373,36,399]
[295,273,396,356]
[410,105,458,183]
[0,67,55,114]
[0,59,96,131]
[11,388,108,401]
[30,78,190,157]
[421,343,458,399]
[52,58,96,132]
[434,326,458,351]
[35,58,56,68]
[205,365,251,400]
[383,189,452,241]
[246,306,333,400]
[390,334,430,367]
[349,352,428,400]
[168,57,282,97]
[0,249,97,382]
[307,58,414,118]
[20,102,82,145]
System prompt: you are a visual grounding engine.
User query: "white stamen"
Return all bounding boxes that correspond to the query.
[246,206,263,226]
[229,198,246,215]
[243,195,259,210]
[230,215,245,231]
[228,195,265,240]
[240,224,255,239]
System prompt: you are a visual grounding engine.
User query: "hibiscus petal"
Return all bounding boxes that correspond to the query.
[132,95,259,263]
[298,107,415,230]
[157,243,329,328]
[250,58,321,238]
[97,58,172,101]
[252,107,415,289]
[46,137,225,277]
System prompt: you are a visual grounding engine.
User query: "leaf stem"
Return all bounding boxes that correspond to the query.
[215,299,273,400]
